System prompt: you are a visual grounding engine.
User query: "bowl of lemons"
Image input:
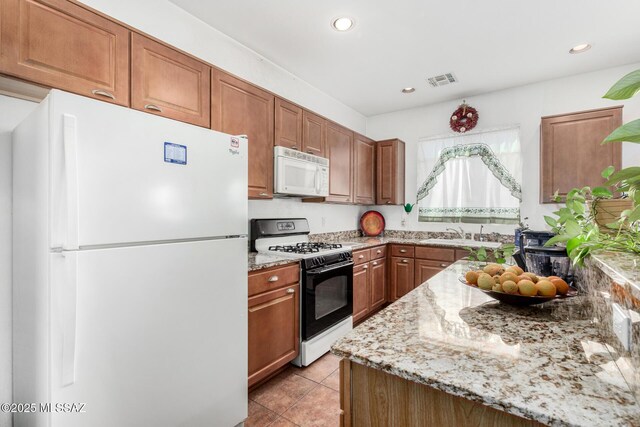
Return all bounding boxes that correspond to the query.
[459,263,577,306]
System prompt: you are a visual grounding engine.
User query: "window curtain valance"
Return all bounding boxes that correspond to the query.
[416,127,522,224]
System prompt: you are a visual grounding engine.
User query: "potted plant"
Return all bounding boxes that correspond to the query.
[600,68,640,224]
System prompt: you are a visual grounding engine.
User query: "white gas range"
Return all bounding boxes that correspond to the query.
[250,218,354,366]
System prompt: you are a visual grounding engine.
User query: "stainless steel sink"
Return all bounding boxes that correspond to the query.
[418,238,502,248]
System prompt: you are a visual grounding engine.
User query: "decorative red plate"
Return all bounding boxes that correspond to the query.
[360,211,385,237]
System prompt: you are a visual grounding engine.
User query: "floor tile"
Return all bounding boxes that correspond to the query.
[250,368,317,415]
[294,352,341,383]
[245,400,278,427]
[270,416,298,427]
[320,369,340,392]
[282,384,341,427]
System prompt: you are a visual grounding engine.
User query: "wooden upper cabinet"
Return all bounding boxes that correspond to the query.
[211,68,275,199]
[540,106,622,203]
[302,110,326,156]
[325,122,354,203]
[376,139,405,205]
[354,133,376,205]
[275,97,303,150]
[131,33,210,127]
[0,0,129,105]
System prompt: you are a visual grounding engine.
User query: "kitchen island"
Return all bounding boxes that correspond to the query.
[332,260,640,427]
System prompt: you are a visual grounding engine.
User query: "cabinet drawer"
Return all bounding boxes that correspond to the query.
[415,246,455,262]
[390,245,414,258]
[248,263,299,297]
[369,246,386,260]
[353,249,370,265]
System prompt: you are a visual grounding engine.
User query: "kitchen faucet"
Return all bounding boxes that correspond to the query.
[479,225,485,242]
[445,227,465,239]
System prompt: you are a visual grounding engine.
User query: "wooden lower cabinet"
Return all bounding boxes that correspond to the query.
[369,259,386,311]
[248,265,299,387]
[352,264,370,323]
[389,256,414,302]
[352,247,387,323]
[415,259,450,287]
[340,359,544,427]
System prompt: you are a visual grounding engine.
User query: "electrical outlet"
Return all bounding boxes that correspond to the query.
[612,303,632,352]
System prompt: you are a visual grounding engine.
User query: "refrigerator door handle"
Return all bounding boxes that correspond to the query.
[63,114,80,251]
[61,251,78,386]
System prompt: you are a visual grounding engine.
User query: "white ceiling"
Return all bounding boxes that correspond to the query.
[170,0,640,117]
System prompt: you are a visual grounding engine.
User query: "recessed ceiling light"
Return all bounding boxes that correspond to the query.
[331,17,354,32]
[569,43,591,54]
[401,87,415,93]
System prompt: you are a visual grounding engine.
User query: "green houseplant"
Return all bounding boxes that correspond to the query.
[543,69,640,265]
[601,68,640,223]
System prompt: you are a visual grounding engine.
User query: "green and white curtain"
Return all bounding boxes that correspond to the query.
[416,127,522,224]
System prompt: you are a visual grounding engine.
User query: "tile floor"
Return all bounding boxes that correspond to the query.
[246,352,342,427]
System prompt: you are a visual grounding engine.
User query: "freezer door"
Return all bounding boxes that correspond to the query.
[48,90,248,249]
[46,239,247,427]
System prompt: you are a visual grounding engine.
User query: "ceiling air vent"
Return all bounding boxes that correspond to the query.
[427,73,458,87]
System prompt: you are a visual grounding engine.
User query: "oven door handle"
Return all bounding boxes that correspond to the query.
[306,261,354,275]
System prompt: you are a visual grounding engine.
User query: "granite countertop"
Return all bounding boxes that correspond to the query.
[332,260,640,427]
[248,252,300,272]
[591,251,640,302]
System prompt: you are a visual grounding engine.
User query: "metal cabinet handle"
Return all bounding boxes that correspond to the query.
[358,255,365,259]
[291,146,298,150]
[440,263,448,268]
[376,250,382,254]
[372,261,378,266]
[286,288,295,294]
[399,249,407,253]
[91,89,115,100]
[144,104,163,112]
[386,201,391,204]
[402,259,409,263]
[362,265,368,269]
[268,275,279,282]
[306,150,314,154]
[259,192,269,197]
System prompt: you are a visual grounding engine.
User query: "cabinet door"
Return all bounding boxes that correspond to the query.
[354,133,376,205]
[275,97,303,150]
[369,259,386,311]
[326,122,354,203]
[415,259,450,287]
[131,33,210,127]
[352,263,370,324]
[248,284,299,387]
[376,139,405,205]
[302,110,326,156]
[390,256,414,301]
[211,68,275,199]
[540,107,622,203]
[0,0,130,105]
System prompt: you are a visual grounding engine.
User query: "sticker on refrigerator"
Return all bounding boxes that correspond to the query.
[164,142,187,165]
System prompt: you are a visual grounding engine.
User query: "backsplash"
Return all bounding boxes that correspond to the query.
[576,253,640,404]
[310,229,514,244]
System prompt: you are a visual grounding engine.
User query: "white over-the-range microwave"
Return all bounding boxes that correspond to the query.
[273,146,329,197]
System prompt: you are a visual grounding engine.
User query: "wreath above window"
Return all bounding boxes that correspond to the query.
[449,101,479,133]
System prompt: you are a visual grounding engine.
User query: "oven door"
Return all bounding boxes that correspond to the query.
[302,261,353,341]
[274,156,327,197]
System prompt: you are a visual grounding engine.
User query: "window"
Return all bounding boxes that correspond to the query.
[416,127,522,224]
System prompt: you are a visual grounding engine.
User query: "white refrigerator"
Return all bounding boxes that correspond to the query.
[12,90,248,427]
